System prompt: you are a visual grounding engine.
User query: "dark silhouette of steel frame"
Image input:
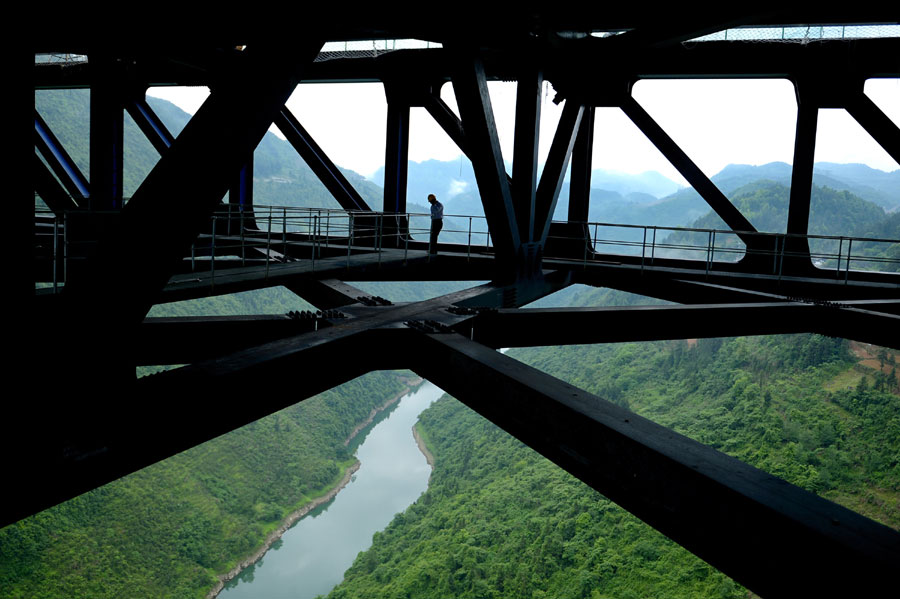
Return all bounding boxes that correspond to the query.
[25,11,900,597]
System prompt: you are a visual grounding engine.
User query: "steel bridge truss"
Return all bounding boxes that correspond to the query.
[25,10,900,598]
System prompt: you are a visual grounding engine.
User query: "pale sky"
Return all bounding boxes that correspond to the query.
[148,77,899,185]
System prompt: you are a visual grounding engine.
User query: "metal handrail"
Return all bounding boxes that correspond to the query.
[32,206,900,292]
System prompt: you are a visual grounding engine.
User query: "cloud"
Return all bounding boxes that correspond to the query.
[447,179,468,198]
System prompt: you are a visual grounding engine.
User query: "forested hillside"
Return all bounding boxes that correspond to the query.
[327,333,899,599]
[0,372,411,599]
[25,89,899,599]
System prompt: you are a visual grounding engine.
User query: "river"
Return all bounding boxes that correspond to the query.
[217,381,445,599]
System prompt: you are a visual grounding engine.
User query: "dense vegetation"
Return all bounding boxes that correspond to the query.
[326,333,899,599]
[26,89,899,598]
[0,371,410,599]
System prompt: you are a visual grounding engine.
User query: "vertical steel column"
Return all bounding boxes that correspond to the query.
[568,106,595,223]
[89,57,124,210]
[785,83,819,266]
[230,153,256,232]
[383,83,411,214]
[512,70,542,244]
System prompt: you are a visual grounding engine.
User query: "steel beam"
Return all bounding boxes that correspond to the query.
[423,93,468,155]
[450,52,521,268]
[785,87,818,264]
[34,109,90,202]
[620,97,759,247]
[410,332,900,599]
[598,9,770,49]
[383,84,411,214]
[34,153,79,214]
[536,101,584,245]
[135,314,317,364]
[845,91,900,167]
[58,42,324,387]
[89,61,124,210]
[126,96,175,154]
[286,278,380,310]
[274,106,370,211]
[512,69,542,244]
[232,153,254,208]
[462,302,900,350]
[568,105,594,223]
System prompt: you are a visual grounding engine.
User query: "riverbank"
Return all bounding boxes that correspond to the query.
[208,376,424,599]
[344,376,424,446]
[412,424,435,474]
[207,461,361,598]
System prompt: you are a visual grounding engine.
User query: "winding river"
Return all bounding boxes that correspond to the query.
[217,381,445,599]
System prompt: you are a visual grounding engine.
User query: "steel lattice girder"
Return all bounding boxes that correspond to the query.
[408,332,900,599]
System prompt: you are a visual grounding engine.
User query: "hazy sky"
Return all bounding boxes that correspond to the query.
[148,76,899,185]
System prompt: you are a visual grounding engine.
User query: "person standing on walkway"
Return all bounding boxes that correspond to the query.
[428,193,443,255]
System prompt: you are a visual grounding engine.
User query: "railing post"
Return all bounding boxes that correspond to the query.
[52,216,59,293]
[777,235,785,281]
[468,217,472,262]
[63,211,69,287]
[347,213,354,268]
[772,235,779,275]
[641,227,647,273]
[710,230,716,269]
[240,208,245,266]
[211,215,217,291]
[282,207,288,258]
[845,239,853,284]
[265,209,273,280]
[836,237,843,279]
[593,223,598,255]
[377,213,383,268]
[312,214,318,272]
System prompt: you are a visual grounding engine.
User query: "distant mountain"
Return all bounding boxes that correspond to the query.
[814,163,900,210]
[708,162,899,211]
[587,168,683,199]
[35,91,383,211]
[686,180,888,237]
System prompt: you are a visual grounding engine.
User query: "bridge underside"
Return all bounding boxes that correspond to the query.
[23,10,900,598]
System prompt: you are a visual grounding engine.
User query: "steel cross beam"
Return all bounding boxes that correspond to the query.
[54,42,325,391]
[460,302,900,351]
[34,153,79,214]
[450,52,521,268]
[620,97,760,248]
[34,109,90,203]
[409,332,900,599]
[844,92,900,167]
[535,101,584,246]
[125,96,176,154]
[274,106,370,211]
